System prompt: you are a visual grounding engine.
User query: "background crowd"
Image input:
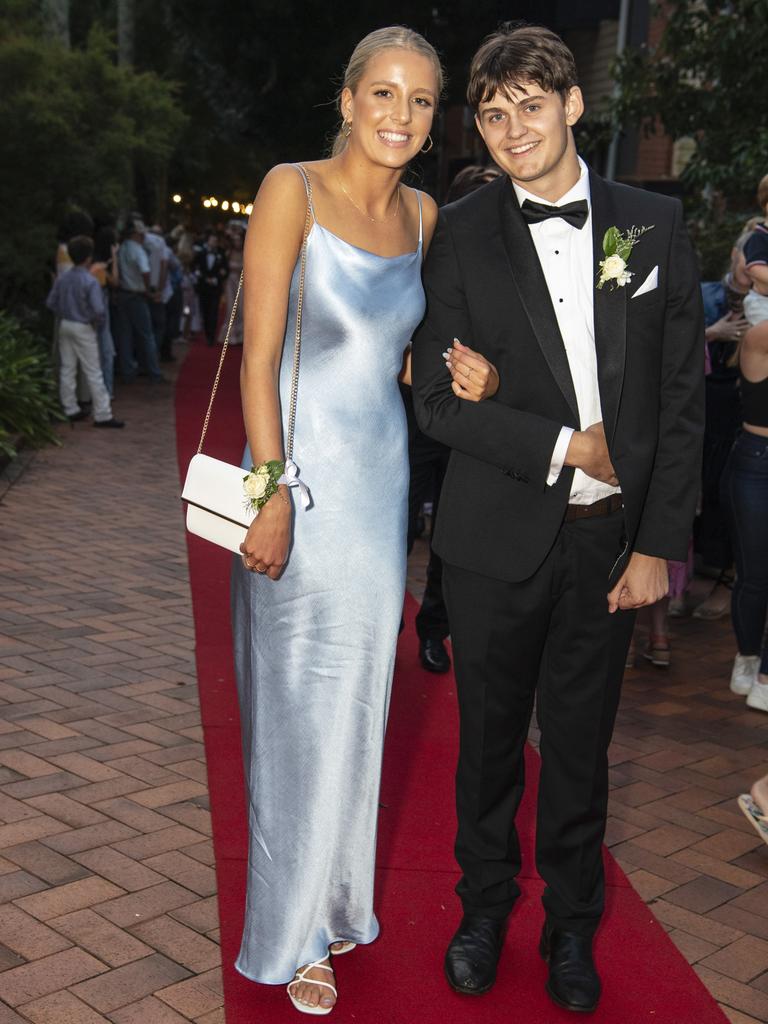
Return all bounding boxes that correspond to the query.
[44,210,248,430]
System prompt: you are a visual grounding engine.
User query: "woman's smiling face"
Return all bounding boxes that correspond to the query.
[341,48,438,168]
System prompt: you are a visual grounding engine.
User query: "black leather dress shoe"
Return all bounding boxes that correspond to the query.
[420,637,451,674]
[540,923,600,1013]
[444,914,506,994]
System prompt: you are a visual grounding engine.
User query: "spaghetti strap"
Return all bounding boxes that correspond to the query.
[416,190,423,246]
[293,163,315,218]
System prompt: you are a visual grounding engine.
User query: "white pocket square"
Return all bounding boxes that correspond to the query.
[631,266,658,298]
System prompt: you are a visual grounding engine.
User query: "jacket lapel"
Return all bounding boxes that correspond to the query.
[498,179,579,423]
[590,171,627,445]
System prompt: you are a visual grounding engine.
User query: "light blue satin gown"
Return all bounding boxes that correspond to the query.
[231,165,425,984]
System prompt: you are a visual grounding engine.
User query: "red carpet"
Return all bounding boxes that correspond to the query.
[175,341,729,1023]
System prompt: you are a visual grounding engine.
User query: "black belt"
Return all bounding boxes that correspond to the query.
[564,493,623,522]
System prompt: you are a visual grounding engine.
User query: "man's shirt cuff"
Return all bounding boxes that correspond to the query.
[547,426,574,486]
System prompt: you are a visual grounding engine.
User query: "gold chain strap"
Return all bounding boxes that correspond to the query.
[196,166,314,458]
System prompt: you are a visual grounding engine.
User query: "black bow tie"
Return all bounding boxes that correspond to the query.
[520,198,589,230]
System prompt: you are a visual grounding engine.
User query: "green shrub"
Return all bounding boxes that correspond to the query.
[0,311,63,458]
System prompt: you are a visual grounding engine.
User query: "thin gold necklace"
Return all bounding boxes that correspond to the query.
[336,176,401,224]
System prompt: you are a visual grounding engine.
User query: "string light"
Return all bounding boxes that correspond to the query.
[173,194,251,215]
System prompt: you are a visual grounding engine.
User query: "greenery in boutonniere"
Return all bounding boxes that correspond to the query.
[597,225,654,291]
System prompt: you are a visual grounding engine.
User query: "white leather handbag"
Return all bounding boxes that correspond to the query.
[181,171,312,554]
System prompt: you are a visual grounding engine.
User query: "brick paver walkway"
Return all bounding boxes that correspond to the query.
[0,361,222,1023]
[0,361,766,1023]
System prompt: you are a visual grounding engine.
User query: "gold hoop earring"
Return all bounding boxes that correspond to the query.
[342,119,352,138]
[420,134,434,154]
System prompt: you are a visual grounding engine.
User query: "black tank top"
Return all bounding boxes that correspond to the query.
[740,374,768,427]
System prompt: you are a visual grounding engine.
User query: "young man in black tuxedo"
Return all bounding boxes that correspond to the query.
[411,23,704,1013]
[195,232,229,346]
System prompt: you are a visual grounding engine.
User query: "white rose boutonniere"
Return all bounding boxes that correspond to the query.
[597,224,654,291]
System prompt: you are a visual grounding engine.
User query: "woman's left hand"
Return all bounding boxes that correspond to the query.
[444,338,499,401]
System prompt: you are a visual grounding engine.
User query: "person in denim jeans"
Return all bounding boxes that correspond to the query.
[114,217,164,383]
[722,196,768,708]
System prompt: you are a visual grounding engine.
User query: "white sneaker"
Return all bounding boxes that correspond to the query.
[731,654,760,695]
[746,679,768,712]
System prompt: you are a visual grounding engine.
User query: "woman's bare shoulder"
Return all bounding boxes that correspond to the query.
[254,163,308,206]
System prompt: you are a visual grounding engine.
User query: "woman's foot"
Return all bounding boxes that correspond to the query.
[751,774,768,815]
[329,941,356,955]
[288,958,336,1015]
[643,633,671,667]
[692,579,732,620]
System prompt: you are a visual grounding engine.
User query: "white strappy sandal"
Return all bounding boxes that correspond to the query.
[330,941,356,956]
[287,958,337,1016]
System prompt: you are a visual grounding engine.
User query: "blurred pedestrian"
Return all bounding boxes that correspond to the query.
[144,224,173,362]
[723,175,768,708]
[218,226,244,345]
[114,217,164,383]
[45,235,124,429]
[55,210,94,279]
[195,231,228,346]
[90,226,119,397]
[694,225,754,620]
[163,238,184,358]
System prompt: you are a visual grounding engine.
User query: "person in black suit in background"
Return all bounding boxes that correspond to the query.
[195,231,229,346]
[404,165,503,674]
[411,23,704,1013]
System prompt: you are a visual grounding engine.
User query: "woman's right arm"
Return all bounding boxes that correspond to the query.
[239,165,309,579]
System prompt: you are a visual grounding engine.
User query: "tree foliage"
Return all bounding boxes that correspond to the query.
[612,0,768,204]
[0,12,186,310]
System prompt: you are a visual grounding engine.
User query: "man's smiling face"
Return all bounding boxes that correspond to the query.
[475,81,583,199]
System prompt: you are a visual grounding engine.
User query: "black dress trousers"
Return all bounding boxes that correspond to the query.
[441,509,636,935]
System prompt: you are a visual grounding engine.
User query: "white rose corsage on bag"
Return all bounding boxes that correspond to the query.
[597,224,654,291]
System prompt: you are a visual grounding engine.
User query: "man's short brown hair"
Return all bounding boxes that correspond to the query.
[66,235,94,266]
[757,173,768,213]
[467,22,578,111]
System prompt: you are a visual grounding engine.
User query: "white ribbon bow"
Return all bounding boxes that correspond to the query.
[278,459,311,510]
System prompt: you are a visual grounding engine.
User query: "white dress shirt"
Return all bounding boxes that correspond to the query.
[512,158,620,505]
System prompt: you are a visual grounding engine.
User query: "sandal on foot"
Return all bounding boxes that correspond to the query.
[737,794,768,846]
[330,941,356,956]
[287,958,337,1016]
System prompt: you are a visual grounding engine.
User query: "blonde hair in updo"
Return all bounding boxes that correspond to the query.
[331,26,444,157]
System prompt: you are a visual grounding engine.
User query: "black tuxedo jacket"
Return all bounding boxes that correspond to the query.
[194,247,229,291]
[411,169,705,583]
